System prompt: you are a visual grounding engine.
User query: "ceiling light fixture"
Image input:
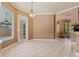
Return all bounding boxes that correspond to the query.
[29,2,35,17]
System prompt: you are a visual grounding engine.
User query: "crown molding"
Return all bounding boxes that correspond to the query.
[56,6,79,14]
[35,13,54,15]
[10,2,79,15]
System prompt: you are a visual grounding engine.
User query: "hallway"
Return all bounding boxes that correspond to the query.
[1,39,76,57]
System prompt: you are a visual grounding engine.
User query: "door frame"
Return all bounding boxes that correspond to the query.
[18,15,28,42]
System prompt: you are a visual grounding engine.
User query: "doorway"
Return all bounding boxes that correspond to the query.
[57,20,71,38]
[18,15,28,42]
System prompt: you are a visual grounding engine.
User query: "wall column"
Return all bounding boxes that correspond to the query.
[54,14,56,39]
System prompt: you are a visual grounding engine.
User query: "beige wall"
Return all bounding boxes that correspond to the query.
[33,14,54,39]
[1,3,33,49]
[56,8,78,24]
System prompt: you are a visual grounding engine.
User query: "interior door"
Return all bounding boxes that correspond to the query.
[20,20,26,40]
[18,15,28,42]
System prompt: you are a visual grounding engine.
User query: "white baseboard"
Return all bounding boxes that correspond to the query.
[33,39,57,41]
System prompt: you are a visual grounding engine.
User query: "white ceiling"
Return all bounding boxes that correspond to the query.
[11,2,79,14]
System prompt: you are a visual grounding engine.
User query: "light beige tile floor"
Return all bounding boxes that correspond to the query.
[1,39,76,57]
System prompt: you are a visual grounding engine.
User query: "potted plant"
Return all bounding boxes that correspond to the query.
[73,23,79,32]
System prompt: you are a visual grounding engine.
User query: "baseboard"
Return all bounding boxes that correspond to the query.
[1,42,18,52]
[33,39,57,41]
[1,39,30,51]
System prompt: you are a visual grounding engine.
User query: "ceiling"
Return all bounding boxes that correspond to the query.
[11,2,79,15]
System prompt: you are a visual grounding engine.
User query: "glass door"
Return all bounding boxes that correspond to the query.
[20,20,26,40]
[18,15,28,42]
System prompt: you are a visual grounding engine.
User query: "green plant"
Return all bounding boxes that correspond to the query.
[73,23,79,32]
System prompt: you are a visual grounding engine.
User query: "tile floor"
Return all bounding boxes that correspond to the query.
[1,39,76,57]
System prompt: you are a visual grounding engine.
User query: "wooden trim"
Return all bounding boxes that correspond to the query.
[78,7,79,23]
[54,14,56,39]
